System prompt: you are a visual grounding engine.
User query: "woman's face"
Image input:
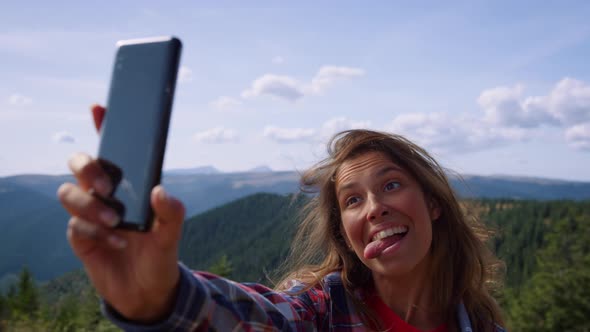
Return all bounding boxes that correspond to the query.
[335,151,440,278]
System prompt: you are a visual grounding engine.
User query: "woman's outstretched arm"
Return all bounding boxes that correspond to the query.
[103,264,329,331]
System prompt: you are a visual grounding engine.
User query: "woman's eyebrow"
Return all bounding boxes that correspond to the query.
[336,182,357,198]
[376,165,404,177]
[336,165,404,197]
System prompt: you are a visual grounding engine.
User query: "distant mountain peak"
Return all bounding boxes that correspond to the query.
[248,165,273,173]
[462,174,576,185]
[166,166,220,175]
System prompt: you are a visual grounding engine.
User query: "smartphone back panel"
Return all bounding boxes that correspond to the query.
[98,36,182,231]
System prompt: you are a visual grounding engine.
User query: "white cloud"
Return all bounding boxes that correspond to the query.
[178,66,193,83]
[240,65,365,102]
[388,112,529,154]
[306,66,365,95]
[272,56,285,64]
[241,74,304,102]
[565,123,590,151]
[478,84,524,123]
[262,118,370,144]
[321,117,372,138]
[8,94,32,106]
[389,112,467,153]
[477,84,558,127]
[474,78,590,153]
[193,127,238,144]
[52,131,75,144]
[542,78,590,125]
[209,96,242,110]
[263,126,316,143]
[478,78,590,128]
[251,77,588,154]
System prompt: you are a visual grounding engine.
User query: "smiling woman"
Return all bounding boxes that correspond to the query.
[336,152,438,276]
[277,130,506,331]
[59,122,505,331]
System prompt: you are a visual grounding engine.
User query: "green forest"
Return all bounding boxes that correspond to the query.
[1,194,588,331]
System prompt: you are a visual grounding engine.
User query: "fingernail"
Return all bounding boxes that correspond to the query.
[76,219,98,237]
[100,209,120,227]
[108,235,127,249]
[158,187,167,201]
[94,177,112,196]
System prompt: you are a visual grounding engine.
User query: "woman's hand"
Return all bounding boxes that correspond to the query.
[57,105,185,322]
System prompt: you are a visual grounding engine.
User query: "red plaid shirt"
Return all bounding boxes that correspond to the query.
[104,263,502,331]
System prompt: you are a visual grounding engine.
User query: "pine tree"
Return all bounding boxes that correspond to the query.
[510,214,590,331]
[14,266,39,318]
[209,254,233,278]
[77,286,104,329]
[51,293,80,332]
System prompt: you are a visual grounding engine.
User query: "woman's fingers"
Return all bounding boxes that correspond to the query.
[67,216,127,258]
[57,183,119,228]
[69,216,100,238]
[67,153,112,196]
[91,104,106,132]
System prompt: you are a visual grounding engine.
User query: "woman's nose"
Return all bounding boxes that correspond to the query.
[366,194,389,222]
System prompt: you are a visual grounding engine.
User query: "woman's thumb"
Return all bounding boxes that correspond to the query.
[150,185,185,248]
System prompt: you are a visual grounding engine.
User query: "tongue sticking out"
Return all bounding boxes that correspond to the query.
[364,234,405,259]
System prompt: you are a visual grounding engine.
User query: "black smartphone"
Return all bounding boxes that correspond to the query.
[96,36,182,232]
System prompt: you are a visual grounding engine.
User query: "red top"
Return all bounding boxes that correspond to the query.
[365,294,448,332]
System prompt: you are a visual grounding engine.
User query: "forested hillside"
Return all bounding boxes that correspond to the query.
[179,192,306,282]
[0,194,588,330]
[486,200,590,331]
[1,172,589,283]
[0,182,75,282]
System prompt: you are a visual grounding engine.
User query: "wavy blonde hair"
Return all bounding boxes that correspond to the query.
[276,129,504,331]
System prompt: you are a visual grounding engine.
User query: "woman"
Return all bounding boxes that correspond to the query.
[58,105,505,331]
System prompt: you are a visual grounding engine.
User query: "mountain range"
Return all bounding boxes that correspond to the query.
[0,169,589,284]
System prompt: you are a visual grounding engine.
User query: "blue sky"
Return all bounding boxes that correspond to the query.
[2,1,590,181]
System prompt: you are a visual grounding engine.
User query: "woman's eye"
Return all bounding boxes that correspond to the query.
[345,196,361,207]
[384,181,401,191]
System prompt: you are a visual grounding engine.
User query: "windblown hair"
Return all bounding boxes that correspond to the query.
[276,129,504,331]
